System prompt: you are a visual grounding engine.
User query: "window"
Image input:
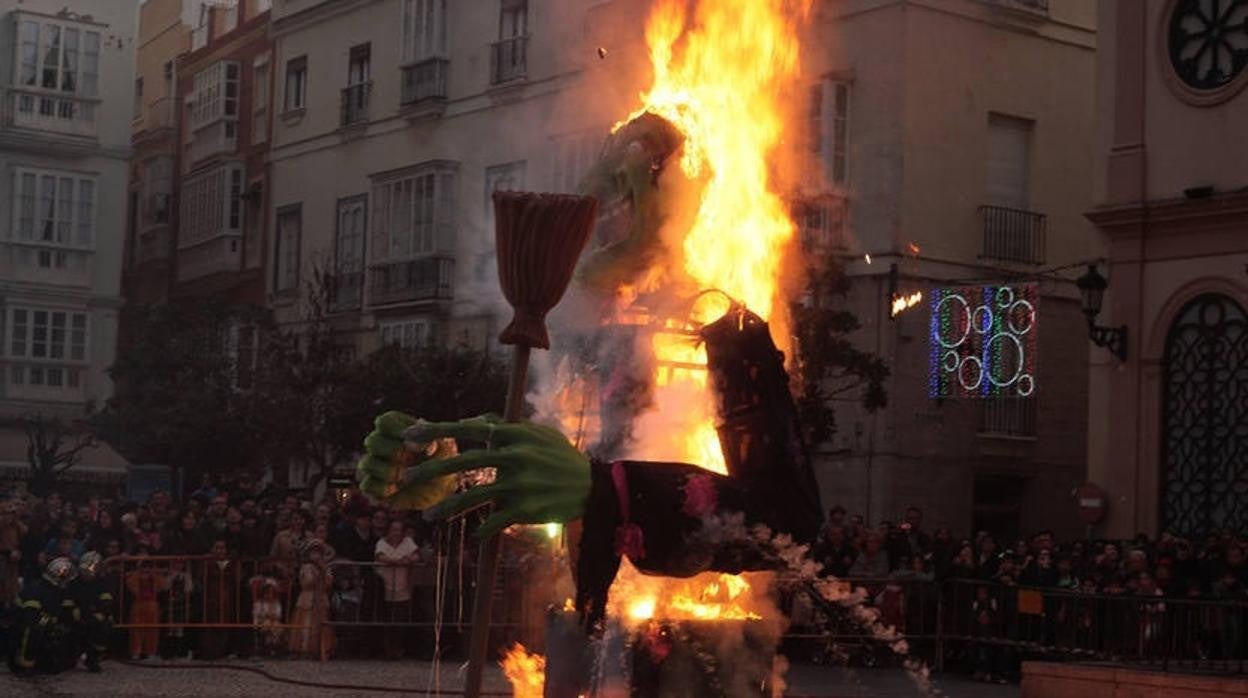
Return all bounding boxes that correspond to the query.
[402,0,448,62]
[134,77,144,119]
[986,113,1032,209]
[380,319,430,349]
[252,55,269,143]
[550,131,600,193]
[285,56,307,112]
[190,61,240,130]
[274,205,302,292]
[142,157,174,226]
[811,80,850,186]
[16,18,101,97]
[334,197,368,309]
[492,0,529,83]
[343,44,371,126]
[13,168,96,258]
[179,163,245,247]
[500,0,528,40]
[370,164,457,262]
[7,308,88,362]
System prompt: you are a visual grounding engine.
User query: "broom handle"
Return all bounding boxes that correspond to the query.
[464,342,531,698]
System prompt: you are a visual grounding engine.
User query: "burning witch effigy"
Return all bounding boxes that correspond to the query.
[353,1,913,696]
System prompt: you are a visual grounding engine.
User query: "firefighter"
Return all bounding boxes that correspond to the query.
[9,557,78,675]
[73,551,113,672]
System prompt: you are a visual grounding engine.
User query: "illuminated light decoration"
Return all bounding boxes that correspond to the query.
[544,522,561,540]
[929,283,1039,399]
[890,291,924,318]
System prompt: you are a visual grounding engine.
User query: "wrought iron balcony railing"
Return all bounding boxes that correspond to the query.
[340,82,372,127]
[490,36,529,85]
[401,58,450,105]
[979,205,1047,265]
[979,397,1037,438]
[330,271,364,312]
[368,256,454,306]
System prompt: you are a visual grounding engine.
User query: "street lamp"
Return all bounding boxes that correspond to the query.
[1076,264,1127,361]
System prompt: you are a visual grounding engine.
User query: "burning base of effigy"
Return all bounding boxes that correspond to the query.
[543,605,782,698]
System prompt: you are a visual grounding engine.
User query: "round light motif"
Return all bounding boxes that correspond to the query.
[1017,373,1035,397]
[985,332,1024,388]
[1007,299,1036,336]
[942,350,959,372]
[996,286,1014,309]
[958,355,984,391]
[934,293,971,348]
[972,305,993,335]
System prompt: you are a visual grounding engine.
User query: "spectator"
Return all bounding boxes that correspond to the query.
[191,474,218,503]
[848,532,890,578]
[289,539,335,658]
[270,509,309,576]
[375,520,418,660]
[333,510,378,563]
[0,501,25,608]
[977,534,1000,579]
[815,525,856,578]
[949,541,978,580]
[167,509,208,556]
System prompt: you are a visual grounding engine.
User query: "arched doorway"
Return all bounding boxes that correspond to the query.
[1161,293,1248,537]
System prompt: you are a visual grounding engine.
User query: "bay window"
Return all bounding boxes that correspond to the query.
[187,61,240,162]
[12,168,95,271]
[179,163,245,248]
[370,164,456,262]
[6,307,89,393]
[12,15,102,136]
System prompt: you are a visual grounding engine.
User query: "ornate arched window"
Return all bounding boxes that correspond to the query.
[1162,293,1248,537]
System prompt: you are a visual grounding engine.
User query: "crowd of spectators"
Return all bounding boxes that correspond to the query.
[813,505,1248,600]
[0,472,446,662]
[808,505,1248,682]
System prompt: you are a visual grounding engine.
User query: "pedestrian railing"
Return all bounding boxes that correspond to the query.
[57,556,1246,675]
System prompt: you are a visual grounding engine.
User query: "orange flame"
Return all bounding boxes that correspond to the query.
[625,0,812,473]
[890,291,924,317]
[605,0,812,622]
[501,643,545,698]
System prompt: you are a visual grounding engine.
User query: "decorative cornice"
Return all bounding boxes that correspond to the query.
[1085,190,1248,239]
[270,0,380,37]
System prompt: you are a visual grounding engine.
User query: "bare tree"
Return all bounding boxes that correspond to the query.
[13,413,97,496]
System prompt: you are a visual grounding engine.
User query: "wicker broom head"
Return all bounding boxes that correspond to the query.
[493,191,599,349]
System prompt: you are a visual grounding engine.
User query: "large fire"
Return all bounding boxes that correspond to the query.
[627,0,811,470]
[506,1,811,691]
[501,643,546,698]
[610,0,812,632]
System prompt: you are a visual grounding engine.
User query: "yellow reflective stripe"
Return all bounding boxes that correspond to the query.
[19,599,41,610]
[61,599,76,606]
[16,629,34,668]
[99,592,114,601]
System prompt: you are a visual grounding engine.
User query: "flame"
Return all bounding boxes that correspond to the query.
[891,291,924,317]
[600,0,812,624]
[501,643,545,698]
[624,0,811,472]
[611,559,767,625]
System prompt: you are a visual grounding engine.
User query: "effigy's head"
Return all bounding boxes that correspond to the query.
[572,112,705,303]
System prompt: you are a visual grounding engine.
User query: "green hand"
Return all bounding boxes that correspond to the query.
[356,411,459,510]
[403,416,591,538]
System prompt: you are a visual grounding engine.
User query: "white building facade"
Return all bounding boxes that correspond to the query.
[0,1,136,416]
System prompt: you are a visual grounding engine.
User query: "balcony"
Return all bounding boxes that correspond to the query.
[5,363,86,403]
[401,58,449,108]
[369,256,454,306]
[490,36,529,85]
[330,271,364,312]
[979,398,1037,438]
[187,120,238,164]
[978,205,1046,265]
[2,244,92,288]
[2,88,98,140]
[340,82,371,128]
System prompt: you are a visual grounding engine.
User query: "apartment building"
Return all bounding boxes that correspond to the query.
[803,0,1099,539]
[267,0,618,350]
[0,1,138,416]
[171,0,272,304]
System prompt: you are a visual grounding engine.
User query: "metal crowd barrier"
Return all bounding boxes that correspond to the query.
[27,555,1239,675]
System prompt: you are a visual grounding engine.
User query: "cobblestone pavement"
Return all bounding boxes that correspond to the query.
[0,660,1019,697]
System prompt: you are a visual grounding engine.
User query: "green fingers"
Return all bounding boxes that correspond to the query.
[363,431,402,459]
[375,411,418,438]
